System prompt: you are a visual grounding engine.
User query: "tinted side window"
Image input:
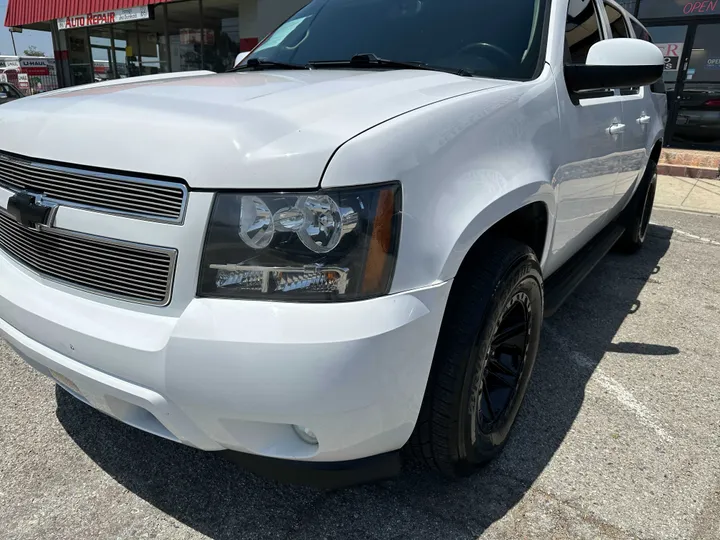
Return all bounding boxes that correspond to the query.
[566,0,603,64]
[631,20,652,42]
[604,3,630,38]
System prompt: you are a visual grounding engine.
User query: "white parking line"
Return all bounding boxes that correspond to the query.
[544,326,674,443]
[651,223,720,246]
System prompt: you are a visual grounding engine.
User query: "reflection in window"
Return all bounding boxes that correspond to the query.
[687,25,720,83]
[202,0,240,72]
[65,29,94,86]
[167,0,203,72]
[566,0,603,65]
[603,3,630,38]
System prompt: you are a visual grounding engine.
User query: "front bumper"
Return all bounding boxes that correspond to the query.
[0,251,451,466]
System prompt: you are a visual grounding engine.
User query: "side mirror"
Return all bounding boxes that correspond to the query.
[234,52,250,68]
[0,92,7,99]
[565,38,664,93]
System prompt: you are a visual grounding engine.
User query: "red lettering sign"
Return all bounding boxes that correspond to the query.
[22,67,50,76]
[684,0,718,12]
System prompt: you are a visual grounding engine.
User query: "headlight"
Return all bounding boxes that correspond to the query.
[198,183,401,302]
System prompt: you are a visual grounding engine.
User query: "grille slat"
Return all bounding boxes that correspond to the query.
[0,170,184,216]
[0,217,174,265]
[0,233,171,284]
[0,210,175,305]
[0,167,185,209]
[0,244,169,297]
[0,158,186,197]
[0,173,184,215]
[0,152,187,223]
[0,243,170,290]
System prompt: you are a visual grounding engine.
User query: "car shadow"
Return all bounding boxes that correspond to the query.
[55,224,674,540]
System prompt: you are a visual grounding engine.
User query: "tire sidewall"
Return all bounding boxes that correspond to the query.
[455,254,544,470]
[630,162,658,246]
[637,172,657,244]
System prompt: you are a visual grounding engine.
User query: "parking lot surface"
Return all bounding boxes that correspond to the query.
[1,207,719,540]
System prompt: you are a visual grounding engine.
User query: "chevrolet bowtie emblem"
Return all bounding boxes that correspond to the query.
[7,191,58,230]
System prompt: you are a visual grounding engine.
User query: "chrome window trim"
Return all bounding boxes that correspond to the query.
[0,207,178,307]
[0,152,189,225]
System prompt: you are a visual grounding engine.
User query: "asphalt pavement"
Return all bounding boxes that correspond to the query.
[1,207,719,540]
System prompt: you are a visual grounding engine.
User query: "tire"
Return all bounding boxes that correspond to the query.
[617,160,657,254]
[408,237,544,477]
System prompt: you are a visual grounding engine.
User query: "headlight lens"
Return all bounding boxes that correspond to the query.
[198,183,401,302]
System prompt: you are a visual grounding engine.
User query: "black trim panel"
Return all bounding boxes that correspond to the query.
[565,64,663,93]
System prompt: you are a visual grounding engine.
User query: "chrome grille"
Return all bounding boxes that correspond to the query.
[0,210,176,305]
[0,151,187,223]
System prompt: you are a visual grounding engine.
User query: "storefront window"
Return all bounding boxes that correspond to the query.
[112,23,141,78]
[166,0,204,72]
[66,29,93,86]
[687,25,720,83]
[55,0,314,85]
[638,0,720,19]
[137,13,170,75]
[90,27,117,81]
[202,0,241,72]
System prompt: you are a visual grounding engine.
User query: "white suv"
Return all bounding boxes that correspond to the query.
[0,0,664,487]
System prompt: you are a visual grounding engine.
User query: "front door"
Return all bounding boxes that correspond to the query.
[550,0,625,273]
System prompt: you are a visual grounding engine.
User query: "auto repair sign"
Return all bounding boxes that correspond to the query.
[57,6,149,30]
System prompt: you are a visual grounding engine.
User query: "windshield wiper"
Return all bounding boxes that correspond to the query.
[307,53,473,77]
[231,58,310,71]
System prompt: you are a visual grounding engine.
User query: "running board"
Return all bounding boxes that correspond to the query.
[544,224,625,318]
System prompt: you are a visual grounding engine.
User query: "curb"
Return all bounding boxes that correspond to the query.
[655,204,720,216]
[657,163,719,180]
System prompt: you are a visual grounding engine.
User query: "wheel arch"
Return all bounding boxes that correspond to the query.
[439,188,555,283]
[649,138,663,165]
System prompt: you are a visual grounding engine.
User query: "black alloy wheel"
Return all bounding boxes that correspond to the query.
[409,237,543,477]
[477,292,531,435]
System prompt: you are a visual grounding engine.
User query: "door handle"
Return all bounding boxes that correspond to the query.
[607,123,626,135]
[637,115,651,125]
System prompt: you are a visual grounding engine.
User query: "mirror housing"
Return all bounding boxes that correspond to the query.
[234,52,250,67]
[0,93,7,99]
[565,38,664,93]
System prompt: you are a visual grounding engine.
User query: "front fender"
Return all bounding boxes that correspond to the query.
[440,185,556,281]
[321,70,561,293]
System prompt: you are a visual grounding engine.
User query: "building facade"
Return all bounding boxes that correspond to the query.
[4,0,720,148]
[4,1,309,86]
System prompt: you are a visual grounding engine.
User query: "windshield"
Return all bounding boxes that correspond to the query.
[0,83,22,98]
[244,0,547,80]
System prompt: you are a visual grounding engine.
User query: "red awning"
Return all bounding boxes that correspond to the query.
[5,0,171,28]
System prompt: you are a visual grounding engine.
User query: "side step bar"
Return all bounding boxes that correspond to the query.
[544,223,625,318]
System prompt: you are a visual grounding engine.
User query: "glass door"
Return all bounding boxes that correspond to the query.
[648,22,720,149]
[646,24,691,142]
[674,24,720,147]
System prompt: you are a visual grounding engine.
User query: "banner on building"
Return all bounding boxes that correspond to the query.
[57,6,149,30]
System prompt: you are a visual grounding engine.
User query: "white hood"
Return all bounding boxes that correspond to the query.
[0,70,509,189]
